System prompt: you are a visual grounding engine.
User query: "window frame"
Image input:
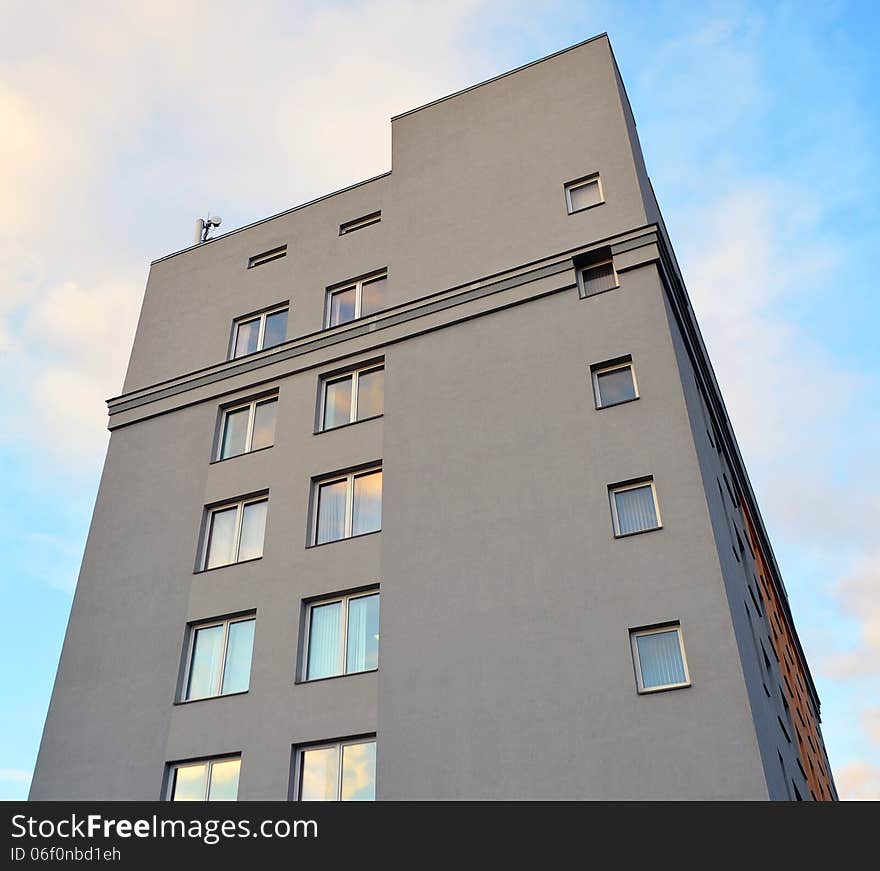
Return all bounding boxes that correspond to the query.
[630,623,691,694]
[609,478,662,537]
[591,358,639,409]
[301,588,380,682]
[229,303,289,359]
[201,495,269,571]
[577,258,619,298]
[311,465,382,546]
[180,613,256,702]
[339,211,381,235]
[564,173,605,214]
[166,754,242,801]
[293,736,376,802]
[317,363,384,432]
[324,270,387,328]
[216,394,279,461]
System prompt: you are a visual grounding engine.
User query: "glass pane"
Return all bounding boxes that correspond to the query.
[186,624,225,700]
[356,368,384,421]
[323,377,353,430]
[238,500,267,561]
[360,277,387,317]
[341,741,376,801]
[207,758,241,801]
[250,400,277,451]
[233,318,260,358]
[329,288,356,327]
[307,601,342,680]
[205,506,238,569]
[316,480,347,544]
[262,309,288,350]
[581,262,617,296]
[596,366,636,407]
[352,471,382,536]
[171,763,207,801]
[346,594,380,674]
[300,747,339,801]
[568,178,601,211]
[636,630,687,689]
[221,619,255,695]
[614,485,658,535]
[220,407,249,459]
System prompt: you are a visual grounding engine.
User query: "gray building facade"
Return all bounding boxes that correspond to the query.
[31,34,836,801]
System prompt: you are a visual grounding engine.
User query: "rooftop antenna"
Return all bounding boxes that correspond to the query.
[193,211,222,244]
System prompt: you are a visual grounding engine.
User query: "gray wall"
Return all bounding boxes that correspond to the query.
[33,35,791,800]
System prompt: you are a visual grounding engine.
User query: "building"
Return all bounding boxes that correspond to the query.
[30,34,836,801]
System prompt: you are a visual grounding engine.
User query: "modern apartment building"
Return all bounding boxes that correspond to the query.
[30,34,836,801]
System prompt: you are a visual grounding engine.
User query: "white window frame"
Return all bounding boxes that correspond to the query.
[324,271,387,328]
[318,363,384,431]
[312,466,382,545]
[592,359,639,408]
[294,737,376,801]
[217,395,278,460]
[564,173,605,214]
[577,258,620,298]
[181,613,256,701]
[302,588,380,681]
[630,624,691,693]
[609,479,662,537]
[166,755,241,801]
[229,304,288,359]
[202,495,268,570]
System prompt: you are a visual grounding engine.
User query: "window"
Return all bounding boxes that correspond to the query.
[565,173,604,214]
[304,590,380,680]
[578,260,618,297]
[296,738,376,801]
[313,467,381,545]
[609,479,661,536]
[325,271,388,327]
[319,364,384,430]
[183,615,255,701]
[230,305,288,359]
[592,358,638,408]
[630,624,690,693]
[339,211,381,235]
[247,245,287,269]
[218,396,278,459]
[168,756,240,801]
[202,496,268,569]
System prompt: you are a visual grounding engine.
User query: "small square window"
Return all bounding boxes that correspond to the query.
[565,174,604,214]
[230,305,288,359]
[202,496,268,570]
[592,359,638,408]
[630,624,690,693]
[168,756,241,801]
[325,271,388,327]
[318,363,384,431]
[578,260,618,297]
[294,738,376,801]
[312,466,382,545]
[303,589,380,680]
[217,395,278,460]
[183,614,256,701]
[609,479,661,537]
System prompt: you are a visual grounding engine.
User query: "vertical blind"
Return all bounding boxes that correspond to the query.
[614,484,658,535]
[636,629,686,688]
[581,262,617,296]
[307,602,342,680]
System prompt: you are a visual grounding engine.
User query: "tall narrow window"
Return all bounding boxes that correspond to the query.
[218,395,278,459]
[592,358,638,408]
[304,590,380,680]
[230,305,288,359]
[313,467,382,545]
[325,271,388,327]
[609,479,661,536]
[169,756,241,801]
[320,364,384,430]
[564,173,604,213]
[297,738,376,801]
[183,615,255,700]
[203,497,268,569]
[630,624,690,693]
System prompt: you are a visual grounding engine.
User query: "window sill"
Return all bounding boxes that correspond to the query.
[194,556,263,574]
[614,526,662,540]
[595,396,640,411]
[314,414,383,435]
[210,445,274,465]
[306,530,381,550]
[637,682,691,695]
[295,668,378,686]
[174,690,249,706]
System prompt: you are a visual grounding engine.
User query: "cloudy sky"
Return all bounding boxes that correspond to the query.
[2,0,878,800]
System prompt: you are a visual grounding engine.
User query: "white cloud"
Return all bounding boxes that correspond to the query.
[836,762,880,801]
[824,554,880,680]
[0,768,32,784]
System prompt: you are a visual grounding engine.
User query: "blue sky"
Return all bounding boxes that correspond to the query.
[1,0,879,799]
